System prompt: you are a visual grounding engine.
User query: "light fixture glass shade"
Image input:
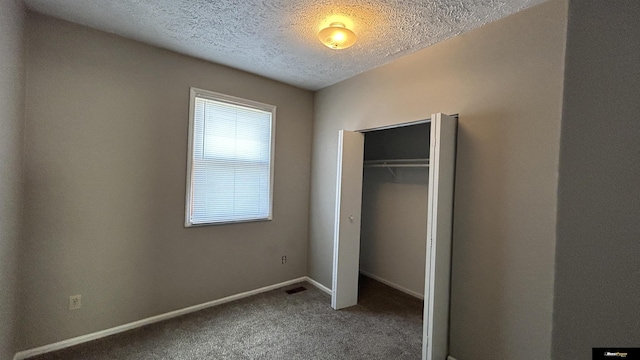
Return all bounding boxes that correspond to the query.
[318,22,357,50]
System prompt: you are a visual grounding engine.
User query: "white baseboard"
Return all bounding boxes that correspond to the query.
[359,270,424,299]
[305,276,332,295]
[14,276,317,360]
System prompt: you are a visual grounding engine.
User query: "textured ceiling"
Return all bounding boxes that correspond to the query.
[22,0,547,90]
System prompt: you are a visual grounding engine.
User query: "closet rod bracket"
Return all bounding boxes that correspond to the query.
[386,166,397,178]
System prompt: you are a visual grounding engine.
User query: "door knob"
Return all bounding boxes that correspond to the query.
[348,215,354,222]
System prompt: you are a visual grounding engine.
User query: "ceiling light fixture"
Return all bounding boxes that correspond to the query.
[318,22,357,50]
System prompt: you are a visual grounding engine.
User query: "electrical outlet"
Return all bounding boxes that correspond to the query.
[69,295,82,310]
[281,255,287,264]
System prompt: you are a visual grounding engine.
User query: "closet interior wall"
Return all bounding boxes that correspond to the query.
[359,123,430,297]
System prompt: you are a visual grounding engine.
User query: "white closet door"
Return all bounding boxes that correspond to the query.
[423,113,457,360]
[332,130,365,310]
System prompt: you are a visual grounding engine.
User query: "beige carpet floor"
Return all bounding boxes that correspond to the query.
[29,275,423,359]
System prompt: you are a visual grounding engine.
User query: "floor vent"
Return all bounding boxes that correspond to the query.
[285,286,307,295]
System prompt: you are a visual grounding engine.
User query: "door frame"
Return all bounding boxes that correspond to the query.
[332,119,431,310]
[331,114,457,360]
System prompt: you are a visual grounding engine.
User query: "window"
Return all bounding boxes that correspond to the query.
[185,88,275,226]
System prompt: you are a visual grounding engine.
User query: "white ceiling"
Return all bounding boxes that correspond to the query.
[22,0,547,91]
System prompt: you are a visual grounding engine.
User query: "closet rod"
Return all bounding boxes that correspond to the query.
[363,158,429,168]
[364,163,429,168]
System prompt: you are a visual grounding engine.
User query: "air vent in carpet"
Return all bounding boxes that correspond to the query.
[285,286,307,294]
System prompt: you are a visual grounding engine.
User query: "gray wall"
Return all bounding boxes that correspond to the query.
[308,0,567,359]
[0,0,25,358]
[20,13,313,350]
[553,1,640,359]
[360,170,428,297]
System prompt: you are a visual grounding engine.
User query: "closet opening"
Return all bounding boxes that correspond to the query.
[359,121,430,303]
[332,113,457,360]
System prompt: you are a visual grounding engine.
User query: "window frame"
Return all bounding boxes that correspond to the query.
[184,87,276,227]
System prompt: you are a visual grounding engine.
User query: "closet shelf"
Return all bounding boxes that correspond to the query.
[363,158,429,168]
[364,159,429,178]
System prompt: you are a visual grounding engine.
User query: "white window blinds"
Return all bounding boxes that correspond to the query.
[185,88,275,226]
